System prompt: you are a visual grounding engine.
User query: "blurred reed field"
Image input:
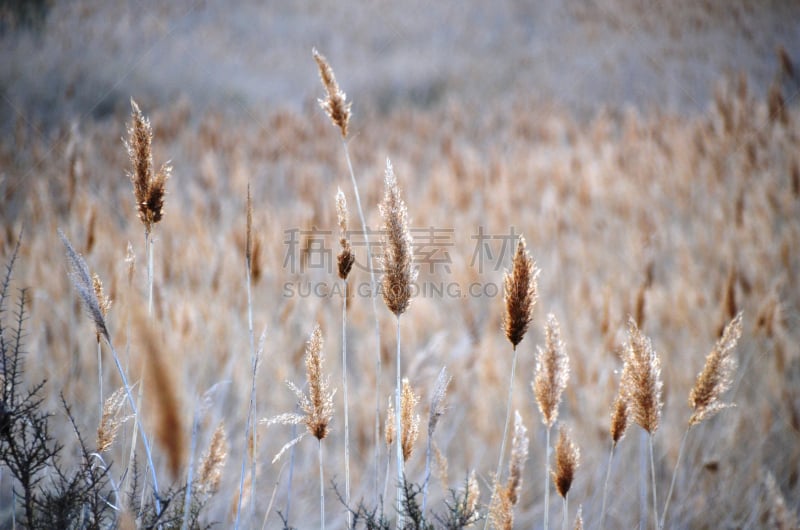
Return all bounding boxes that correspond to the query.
[1,1,800,529]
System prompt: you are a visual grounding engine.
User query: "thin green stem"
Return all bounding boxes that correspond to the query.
[341,138,382,501]
[484,346,518,530]
[342,280,352,529]
[660,428,689,530]
[649,434,659,530]
[600,443,616,530]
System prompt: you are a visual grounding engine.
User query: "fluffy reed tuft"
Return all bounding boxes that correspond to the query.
[503,236,539,348]
[460,470,481,526]
[313,48,351,138]
[91,273,112,322]
[533,314,570,427]
[622,318,663,434]
[96,387,128,453]
[126,99,170,234]
[609,382,631,446]
[297,324,335,441]
[380,159,416,316]
[400,377,420,462]
[336,188,355,280]
[552,425,580,499]
[198,422,228,496]
[689,312,742,426]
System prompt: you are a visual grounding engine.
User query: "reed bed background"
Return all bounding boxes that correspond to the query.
[1,2,800,528]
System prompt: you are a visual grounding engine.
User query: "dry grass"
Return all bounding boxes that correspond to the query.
[1,50,799,528]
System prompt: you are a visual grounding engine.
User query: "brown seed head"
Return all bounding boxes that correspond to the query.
[126,99,170,233]
[313,48,351,138]
[552,425,580,498]
[380,159,416,316]
[488,476,514,530]
[533,314,570,427]
[91,272,112,343]
[689,313,742,426]
[610,380,631,446]
[300,324,335,440]
[621,318,663,434]
[336,188,355,280]
[401,377,420,462]
[503,236,539,347]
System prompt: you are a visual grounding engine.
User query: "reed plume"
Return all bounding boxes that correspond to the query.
[379,158,416,527]
[423,367,451,511]
[96,386,128,453]
[336,188,355,281]
[313,48,351,138]
[489,411,528,530]
[601,375,631,530]
[661,313,743,529]
[552,425,580,530]
[198,422,228,497]
[533,313,569,530]
[400,377,420,462]
[489,235,538,530]
[621,317,663,528]
[92,272,111,422]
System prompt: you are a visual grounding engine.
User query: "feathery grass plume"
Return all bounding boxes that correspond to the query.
[533,313,569,530]
[96,386,129,453]
[622,317,662,528]
[689,312,742,426]
[553,426,579,530]
[423,367,451,511]
[462,470,481,526]
[92,272,112,421]
[661,313,743,529]
[380,159,416,316]
[127,99,170,234]
[488,234,538,530]
[489,411,528,530]
[503,236,539,348]
[622,318,663,435]
[198,422,228,497]
[534,314,570,427]
[400,377,420,462]
[313,48,351,138]
[336,188,355,280]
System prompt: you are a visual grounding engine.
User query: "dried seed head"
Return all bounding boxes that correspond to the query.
[689,313,742,426]
[385,397,396,448]
[313,48,351,138]
[91,272,112,343]
[126,99,170,233]
[336,188,355,280]
[621,318,663,434]
[380,159,416,316]
[198,422,228,496]
[96,387,129,453]
[503,236,539,348]
[552,425,580,498]
[488,476,514,530]
[533,314,570,427]
[506,410,529,506]
[428,366,451,437]
[301,324,335,440]
[610,382,631,446]
[401,377,420,462]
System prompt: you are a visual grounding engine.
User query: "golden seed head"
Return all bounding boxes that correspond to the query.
[96,387,128,453]
[380,159,416,316]
[503,236,539,347]
[313,48,351,138]
[689,313,742,426]
[401,377,420,462]
[610,383,631,445]
[126,99,169,233]
[621,318,663,434]
[533,313,570,427]
[301,324,335,440]
[198,422,228,496]
[552,425,580,498]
